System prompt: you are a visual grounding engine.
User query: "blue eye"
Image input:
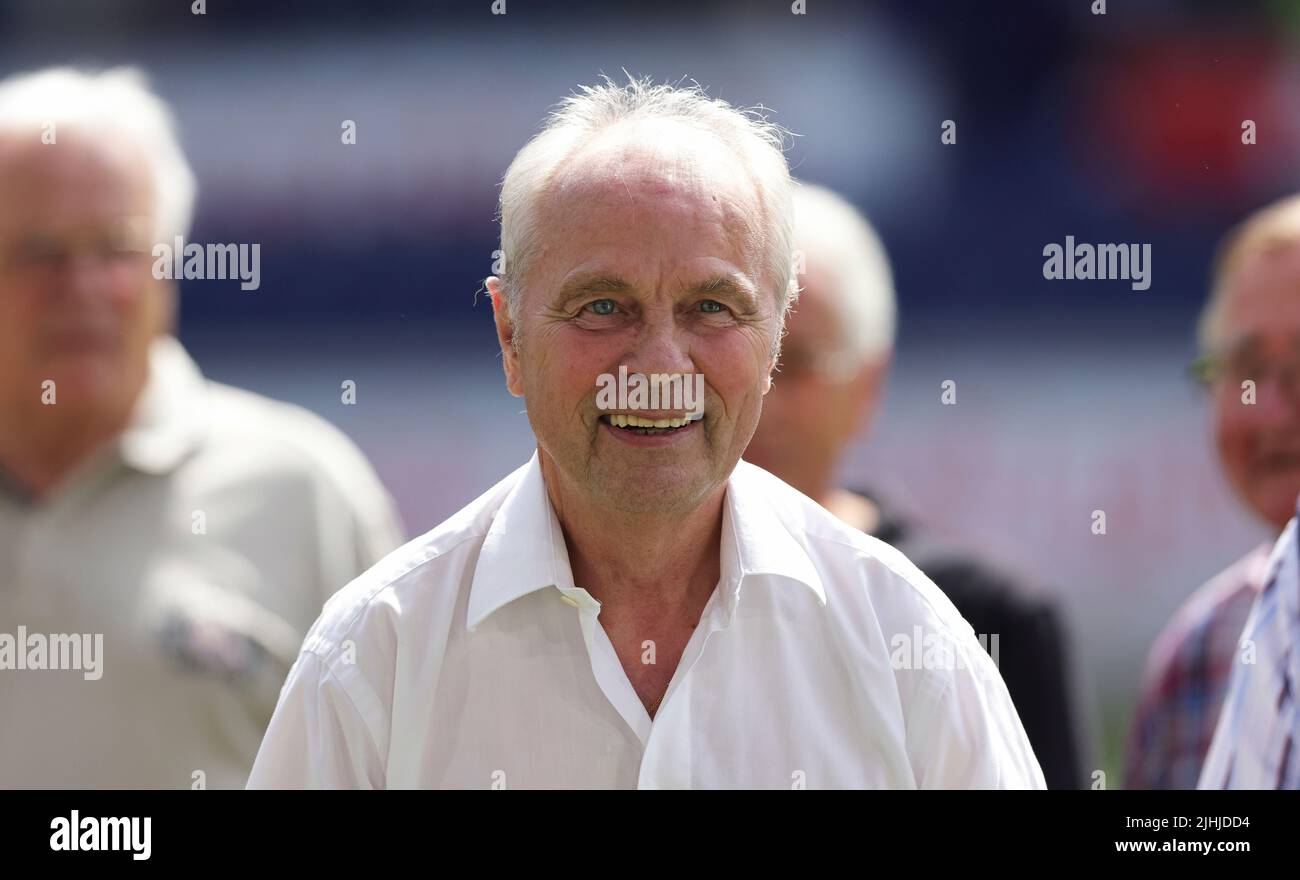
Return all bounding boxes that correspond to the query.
[699,300,726,313]
[587,299,617,316]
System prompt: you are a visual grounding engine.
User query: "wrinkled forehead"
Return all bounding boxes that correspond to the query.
[554,118,758,195]
[535,119,768,277]
[0,131,153,238]
[556,122,762,228]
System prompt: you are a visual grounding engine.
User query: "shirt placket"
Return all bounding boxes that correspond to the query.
[636,581,735,789]
[557,579,736,789]
[559,585,653,747]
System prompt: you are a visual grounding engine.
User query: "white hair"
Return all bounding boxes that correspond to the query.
[0,66,196,241]
[790,181,896,368]
[497,75,796,337]
[1200,193,1300,353]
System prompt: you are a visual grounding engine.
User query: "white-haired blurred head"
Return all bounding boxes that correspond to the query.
[0,66,191,457]
[0,66,195,241]
[745,181,896,502]
[495,74,795,337]
[789,181,896,377]
[1197,193,1300,532]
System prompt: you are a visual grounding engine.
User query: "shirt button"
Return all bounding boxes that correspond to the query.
[560,594,580,608]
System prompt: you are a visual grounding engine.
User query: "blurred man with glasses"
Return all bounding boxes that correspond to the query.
[0,67,404,788]
[1127,194,1300,788]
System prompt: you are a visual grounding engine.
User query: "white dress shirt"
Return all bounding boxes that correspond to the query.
[248,453,1045,789]
[0,336,404,788]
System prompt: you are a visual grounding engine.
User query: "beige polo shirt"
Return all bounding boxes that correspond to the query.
[0,336,404,789]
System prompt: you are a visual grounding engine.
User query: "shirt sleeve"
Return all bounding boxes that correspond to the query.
[908,638,1048,790]
[306,437,406,612]
[246,651,386,789]
[925,558,1084,789]
[349,473,406,573]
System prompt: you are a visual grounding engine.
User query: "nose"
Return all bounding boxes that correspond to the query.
[1230,366,1300,439]
[67,252,109,298]
[46,249,122,304]
[623,308,695,376]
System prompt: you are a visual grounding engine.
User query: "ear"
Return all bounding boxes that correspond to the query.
[762,327,783,395]
[847,354,891,433]
[145,276,179,339]
[488,277,525,398]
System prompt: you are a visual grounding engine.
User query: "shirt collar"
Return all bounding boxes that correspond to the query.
[466,454,826,632]
[467,453,577,631]
[117,335,208,476]
[719,460,827,614]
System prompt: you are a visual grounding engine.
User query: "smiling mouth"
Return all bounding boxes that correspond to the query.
[599,412,703,435]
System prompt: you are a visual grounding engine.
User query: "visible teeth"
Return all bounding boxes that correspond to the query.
[606,414,694,429]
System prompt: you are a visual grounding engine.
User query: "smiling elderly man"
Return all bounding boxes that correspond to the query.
[1128,194,1300,788]
[249,77,1044,789]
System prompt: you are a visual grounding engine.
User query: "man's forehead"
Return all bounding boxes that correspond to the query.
[1222,246,1300,325]
[538,126,764,257]
[0,131,146,187]
[0,133,151,227]
[550,119,759,205]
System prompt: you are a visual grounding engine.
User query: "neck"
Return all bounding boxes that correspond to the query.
[0,404,131,499]
[541,454,725,619]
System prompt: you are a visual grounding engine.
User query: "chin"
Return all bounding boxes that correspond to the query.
[40,360,131,410]
[1263,495,1300,532]
[595,464,715,514]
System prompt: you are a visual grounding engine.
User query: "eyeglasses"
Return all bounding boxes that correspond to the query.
[0,221,154,278]
[1191,343,1300,397]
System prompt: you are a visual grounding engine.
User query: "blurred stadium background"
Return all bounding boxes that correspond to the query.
[5,0,1299,784]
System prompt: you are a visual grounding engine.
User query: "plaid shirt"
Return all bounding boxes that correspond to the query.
[1201,512,1300,789]
[1125,543,1271,789]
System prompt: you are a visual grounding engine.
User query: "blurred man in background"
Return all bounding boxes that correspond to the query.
[1128,194,1300,789]
[0,67,404,788]
[745,181,1085,789]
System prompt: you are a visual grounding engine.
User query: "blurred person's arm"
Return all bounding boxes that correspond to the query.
[999,598,1085,789]
[336,451,406,579]
[915,554,1085,789]
[242,420,403,789]
[247,530,405,790]
[244,395,406,606]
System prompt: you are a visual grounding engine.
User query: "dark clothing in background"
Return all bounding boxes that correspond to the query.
[865,492,1086,790]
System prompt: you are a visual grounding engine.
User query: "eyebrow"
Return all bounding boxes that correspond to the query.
[1219,335,1262,360]
[553,274,633,309]
[552,270,761,311]
[688,275,759,310]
